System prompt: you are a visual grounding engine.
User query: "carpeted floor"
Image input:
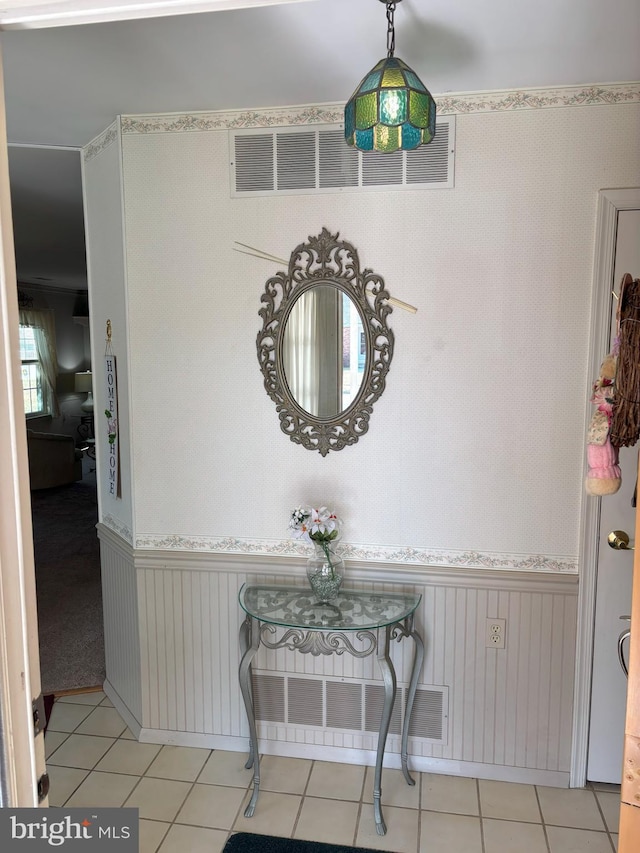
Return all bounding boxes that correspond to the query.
[223,834,394,853]
[31,476,105,694]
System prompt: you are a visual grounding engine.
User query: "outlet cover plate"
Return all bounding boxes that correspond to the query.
[486,617,506,649]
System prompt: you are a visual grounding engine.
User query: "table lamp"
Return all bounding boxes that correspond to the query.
[75,370,93,413]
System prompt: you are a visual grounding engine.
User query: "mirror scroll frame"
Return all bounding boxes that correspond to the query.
[256,228,395,456]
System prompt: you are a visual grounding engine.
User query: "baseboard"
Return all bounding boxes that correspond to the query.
[136,727,570,788]
[52,685,104,697]
[102,679,142,740]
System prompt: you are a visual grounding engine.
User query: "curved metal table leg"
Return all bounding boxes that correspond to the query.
[238,616,261,816]
[401,618,424,786]
[374,625,395,836]
[239,616,255,770]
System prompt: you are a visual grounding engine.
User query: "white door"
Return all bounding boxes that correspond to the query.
[0,47,47,804]
[587,209,640,783]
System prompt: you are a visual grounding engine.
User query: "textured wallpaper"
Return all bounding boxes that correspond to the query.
[111,101,640,570]
[83,123,134,542]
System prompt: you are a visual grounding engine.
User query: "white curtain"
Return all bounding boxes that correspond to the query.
[283,289,320,415]
[19,307,59,416]
[314,287,341,417]
[283,287,341,418]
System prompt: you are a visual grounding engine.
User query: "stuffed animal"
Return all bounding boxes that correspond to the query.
[585,441,621,495]
[599,352,617,382]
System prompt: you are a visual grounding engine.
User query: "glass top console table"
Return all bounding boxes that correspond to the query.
[238,583,424,836]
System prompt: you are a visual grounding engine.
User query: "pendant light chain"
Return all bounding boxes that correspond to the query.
[386,2,396,58]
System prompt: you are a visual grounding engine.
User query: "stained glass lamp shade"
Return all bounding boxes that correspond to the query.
[344,56,436,153]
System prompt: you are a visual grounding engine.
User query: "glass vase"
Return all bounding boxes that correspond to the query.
[306,540,344,602]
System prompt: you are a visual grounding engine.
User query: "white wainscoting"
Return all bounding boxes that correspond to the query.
[98,528,578,785]
[99,525,142,725]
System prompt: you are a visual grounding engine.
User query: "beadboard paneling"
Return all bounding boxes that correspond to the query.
[98,526,142,722]
[134,555,577,778]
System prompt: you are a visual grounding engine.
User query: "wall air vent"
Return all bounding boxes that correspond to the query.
[251,673,285,723]
[252,671,448,744]
[230,118,455,197]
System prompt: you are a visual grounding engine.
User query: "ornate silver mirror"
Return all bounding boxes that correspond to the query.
[257,228,394,455]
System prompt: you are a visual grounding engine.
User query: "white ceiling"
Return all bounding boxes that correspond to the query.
[3,0,640,288]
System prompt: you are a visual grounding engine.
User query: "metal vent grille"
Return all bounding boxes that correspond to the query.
[319,130,359,188]
[251,673,285,723]
[326,681,362,730]
[364,684,401,735]
[234,133,274,193]
[406,122,450,184]
[277,131,316,190]
[230,118,455,196]
[252,672,447,743]
[288,677,323,726]
[406,688,445,740]
[361,150,403,186]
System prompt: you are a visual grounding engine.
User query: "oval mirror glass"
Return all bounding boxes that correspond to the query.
[282,284,366,418]
[257,228,394,455]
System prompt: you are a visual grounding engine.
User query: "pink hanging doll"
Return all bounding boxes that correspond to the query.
[585,350,621,496]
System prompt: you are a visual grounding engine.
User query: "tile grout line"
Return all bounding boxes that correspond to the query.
[533,785,552,853]
[351,760,364,848]
[359,759,368,843]
[51,696,108,806]
[147,767,199,841]
[121,742,197,827]
[591,788,618,853]
[226,750,255,843]
[476,779,485,853]
[415,770,422,853]
[289,757,314,840]
[51,695,619,852]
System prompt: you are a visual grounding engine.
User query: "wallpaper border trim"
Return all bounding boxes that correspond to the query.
[84,120,119,160]
[133,533,577,574]
[103,513,134,545]
[96,524,578,590]
[119,82,640,135]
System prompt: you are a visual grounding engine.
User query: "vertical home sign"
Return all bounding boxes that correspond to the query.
[104,354,120,498]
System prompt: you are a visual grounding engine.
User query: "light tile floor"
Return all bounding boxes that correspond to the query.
[46,691,620,853]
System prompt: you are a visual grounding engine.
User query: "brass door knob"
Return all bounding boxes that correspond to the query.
[607,530,635,550]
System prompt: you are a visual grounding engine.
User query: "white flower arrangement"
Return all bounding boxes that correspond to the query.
[290,505,343,579]
[289,505,341,545]
[290,505,344,593]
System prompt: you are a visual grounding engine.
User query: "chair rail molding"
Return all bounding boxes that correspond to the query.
[133,546,579,594]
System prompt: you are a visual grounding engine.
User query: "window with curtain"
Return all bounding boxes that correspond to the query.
[18,308,58,417]
[283,286,342,418]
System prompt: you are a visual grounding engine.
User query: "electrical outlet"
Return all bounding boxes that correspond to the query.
[486,618,506,649]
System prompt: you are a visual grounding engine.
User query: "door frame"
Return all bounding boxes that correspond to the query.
[0,0,309,29]
[0,47,45,805]
[572,186,640,787]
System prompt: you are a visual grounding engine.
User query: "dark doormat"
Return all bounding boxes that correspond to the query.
[223,833,394,853]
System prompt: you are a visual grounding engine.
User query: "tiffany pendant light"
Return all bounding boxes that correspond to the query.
[344,0,436,153]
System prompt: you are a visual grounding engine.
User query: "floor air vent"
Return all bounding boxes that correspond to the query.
[230,118,455,197]
[252,672,448,744]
